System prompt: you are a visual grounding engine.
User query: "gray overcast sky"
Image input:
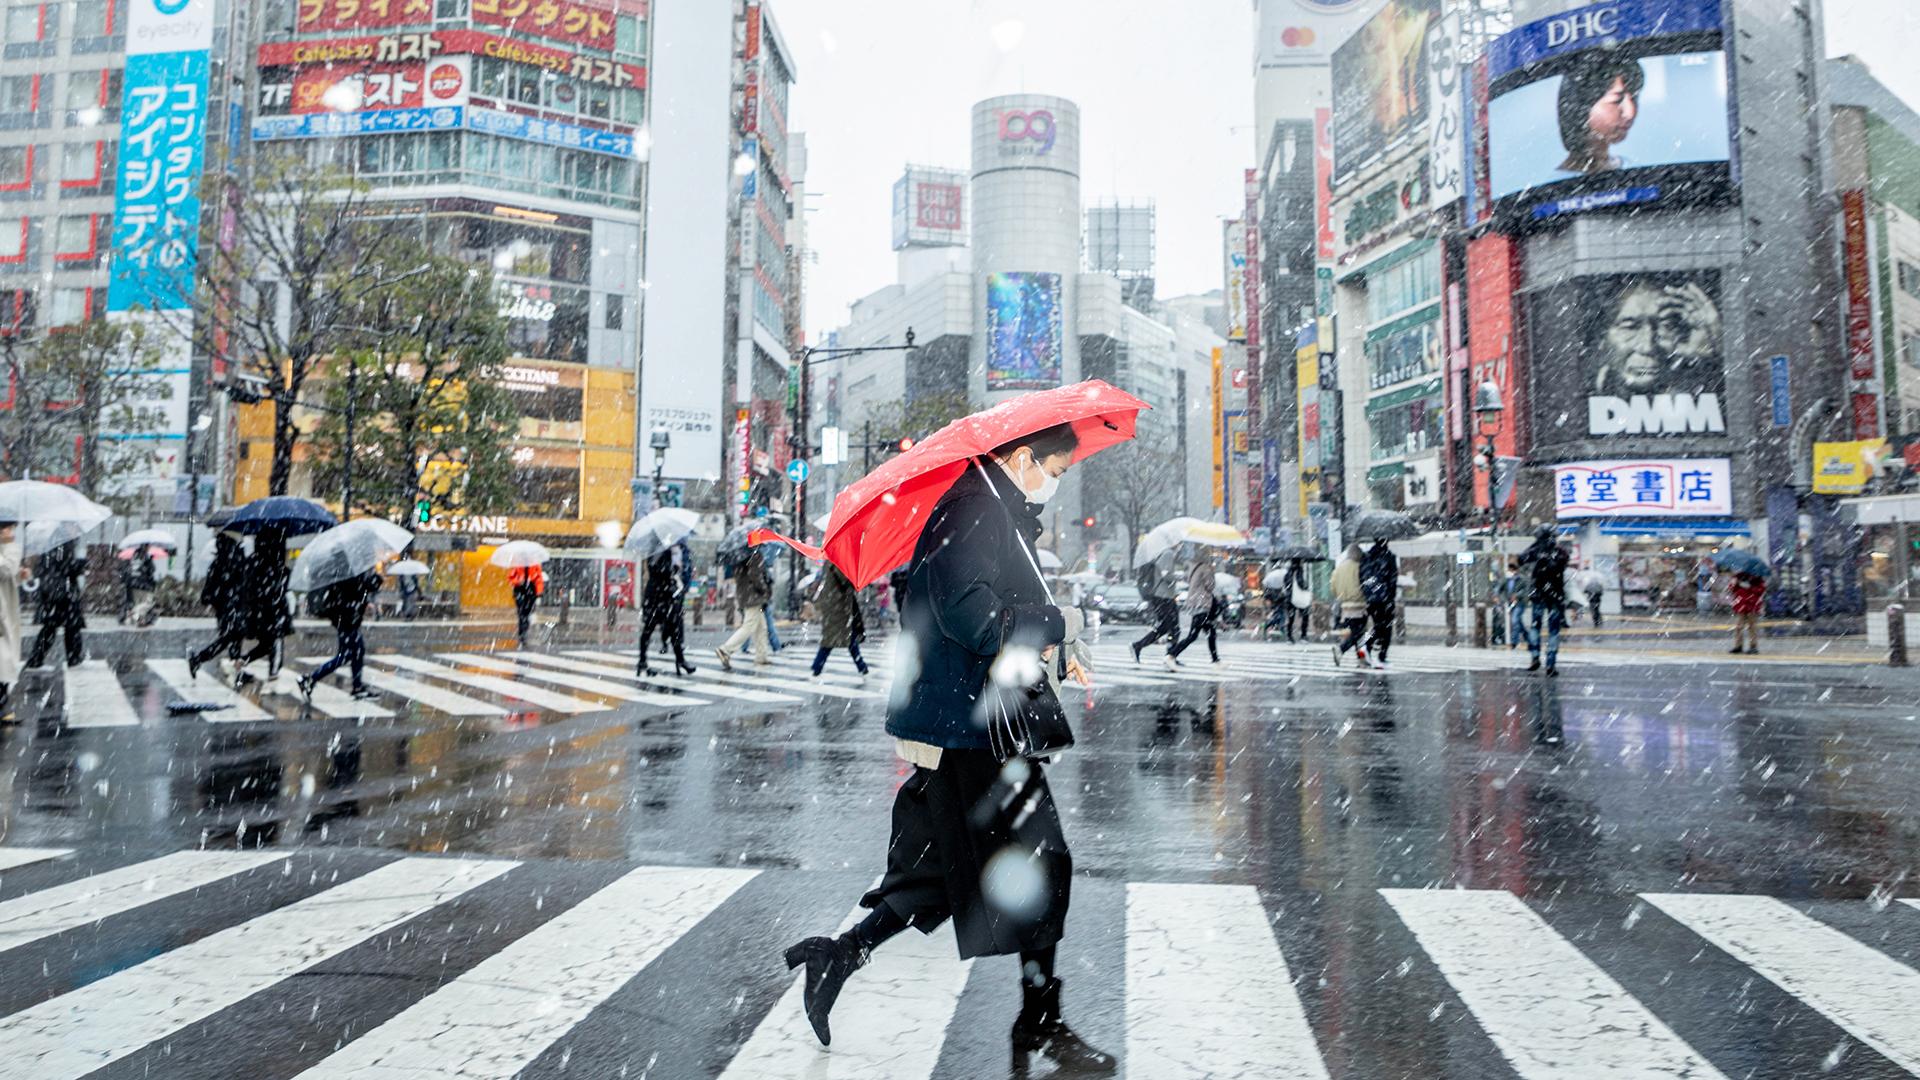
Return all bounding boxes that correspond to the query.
[780,0,1918,341]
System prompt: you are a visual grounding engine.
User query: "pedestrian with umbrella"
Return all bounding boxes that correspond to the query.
[1265,547,1317,643]
[1165,550,1220,667]
[714,544,773,670]
[1358,538,1400,668]
[386,559,430,620]
[490,541,549,646]
[117,543,158,624]
[1716,546,1770,654]
[294,550,383,701]
[1330,543,1372,668]
[768,381,1142,1073]
[807,563,869,684]
[636,545,697,677]
[0,515,22,721]
[187,534,249,675]
[1517,525,1571,675]
[197,497,335,683]
[24,538,87,671]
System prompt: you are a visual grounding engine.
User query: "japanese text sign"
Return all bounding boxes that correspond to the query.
[1553,458,1731,518]
[110,0,212,315]
[471,0,617,50]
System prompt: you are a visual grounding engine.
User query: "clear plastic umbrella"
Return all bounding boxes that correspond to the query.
[1132,517,1247,567]
[289,518,414,592]
[488,540,550,569]
[0,481,110,525]
[23,519,103,557]
[1037,548,1064,570]
[386,559,431,576]
[622,507,700,562]
[118,528,178,552]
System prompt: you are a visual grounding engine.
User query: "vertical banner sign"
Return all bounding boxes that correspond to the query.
[1469,56,1492,226]
[1841,189,1880,438]
[1211,347,1225,510]
[1244,168,1264,528]
[1426,10,1464,206]
[109,0,212,493]
[1769,354,1791,428]
[1223,221,1248,342]
[1313,108,1335,260]
[734,409,752,517]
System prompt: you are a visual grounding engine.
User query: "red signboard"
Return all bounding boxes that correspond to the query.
[297,0,433,33]
[1467,233,1520,509]
[1313,108,1334,260]
[285,59,465,113]
[257,30,644,88]
[1470,56,1491,225]
[471,0,618,51]
[915,182,962,230]
[1842,188,1880,437]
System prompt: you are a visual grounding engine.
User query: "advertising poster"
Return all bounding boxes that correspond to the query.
[1313,108,1335,259]
[1224,221,1248,341]
[1257,0,1391,69]
[1526,271,1726,442]
[470,0,618,50]
[1553,458,1732,518]
[984,272,1063,391]
[1810,439,1888,495]
[257,33,644,88]
[298,0,433,33]
[1329,0,1439,185]
[261,55,469,115]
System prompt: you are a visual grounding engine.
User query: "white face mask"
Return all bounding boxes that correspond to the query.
[1005,451,1060,505]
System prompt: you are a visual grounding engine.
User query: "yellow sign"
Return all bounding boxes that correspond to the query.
[1296,341,1321,519]
[1811,438,1888,494]
[1211,347,1224,509]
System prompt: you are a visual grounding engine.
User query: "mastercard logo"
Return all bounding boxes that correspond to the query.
[428,63,463,99]
[1279,26,1317,46]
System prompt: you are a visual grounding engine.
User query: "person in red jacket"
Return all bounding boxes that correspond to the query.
[1729,571,1766,655]
[508,564,545,646]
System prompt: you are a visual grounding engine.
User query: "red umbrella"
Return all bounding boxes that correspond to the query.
[754,379,1149,587]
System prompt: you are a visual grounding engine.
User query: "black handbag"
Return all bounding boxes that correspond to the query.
[979,463,1076,762]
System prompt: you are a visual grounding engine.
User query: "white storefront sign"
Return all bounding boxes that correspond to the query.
[1553,458,1732,518]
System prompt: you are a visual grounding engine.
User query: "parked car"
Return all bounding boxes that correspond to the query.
[1091,583,1151,624]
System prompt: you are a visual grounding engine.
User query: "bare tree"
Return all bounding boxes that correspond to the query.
[0,319,169,501]
[1085,423,1184,557]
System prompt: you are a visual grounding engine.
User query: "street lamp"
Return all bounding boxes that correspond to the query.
[650,427,670,508]
[1473,379,1506,613]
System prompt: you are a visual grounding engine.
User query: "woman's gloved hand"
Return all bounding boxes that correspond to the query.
[1058,605,1085,643]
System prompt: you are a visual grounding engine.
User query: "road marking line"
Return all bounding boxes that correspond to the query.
[143,659,273,722]
[1127,882,1331,1079]
[508,652,803,705]
[0,850,288,957]
[1644,893,1920,1073]
[351,668,507,717]
[0,857,512,1080]
[1383,889,1724,1079]
[61,660,141,728]
[570,650,878,700]
[718,904,972,1079]
[0,848,70,873]
[260,673,394,720]
[294,866,755,1079]
[433,653,710,708]
[367,655,610,714]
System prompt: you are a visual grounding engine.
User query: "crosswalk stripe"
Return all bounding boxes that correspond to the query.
[506,652,805,705]
[1643,893,1920,1073]
[0,850,288,956]
[0,849,69,873]
[143,659,274,722]
[366,655,611,714]
[758,655,878,688]
[1383,889,1725,1079]
[60,660,141,728]
[294,866,756,1079]
[1126,882,1330,1079]
[0,857,513,1080]
[354,667,508,717]
[718,905,973,1078]
[570,650,879,701]
[261,672,395,720]
[434,652,712,708]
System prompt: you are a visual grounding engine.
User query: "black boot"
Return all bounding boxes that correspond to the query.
[783,933,868,1047]
[1011,976,1115,1075]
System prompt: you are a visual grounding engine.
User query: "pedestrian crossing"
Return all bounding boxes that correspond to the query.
[9,632,1839,733]
[3,846,1919,1079]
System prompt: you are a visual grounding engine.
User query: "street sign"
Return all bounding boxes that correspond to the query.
[787,459,810,484]
[1769,355,1792,427]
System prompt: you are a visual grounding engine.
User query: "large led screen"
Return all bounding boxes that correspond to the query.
[1489,50,1729,201]
[985,271,1063,392]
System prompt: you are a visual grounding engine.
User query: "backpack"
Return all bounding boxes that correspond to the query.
[1359,546,1396,606]
[1135,559,1160,595]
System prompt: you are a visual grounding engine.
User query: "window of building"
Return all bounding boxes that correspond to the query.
[0,287,36,333]
[0,216,25,262]
[604,297,622,330]
[1903,331,1920,371]
[53,214,94,261]
[613,87,644,125]
[434,0,466,17]
[59,140,105,187]
[49,286,89,326]
[1365,311,1440,390]
[614,14,645,57]
[4,5,42,43]
[512,464,578,518]
[64,70,103,112]
[1367,243,1441,323]
[71,0,113,37]
[0,144,30,190]
[1,75,41,116]
[1368,391,1441,461]
[1899,260,1920,302]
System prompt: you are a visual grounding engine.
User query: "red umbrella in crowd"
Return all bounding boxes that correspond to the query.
[752,379,1149,587]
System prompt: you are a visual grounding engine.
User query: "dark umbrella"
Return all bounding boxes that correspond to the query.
[715,525,753,569]
[1346,508,1419,542]
[1273,544,1326,562]
[1713,548,1770,578]
[208,496,337,537]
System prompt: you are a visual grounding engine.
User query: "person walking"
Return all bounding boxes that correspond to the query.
[1498,561,1526,648]
[1729,571,1766,654]
[509,562,544,646]
[186,534,250,679]
[1517,526,1571,676]
[1129,547,1180,664]
[1282,556,1312,643]
[0,519,22,722]
[297,561,381,700]
[1165,552,1219,667]
[781,422,1112,1073]
[636,546,696,676]
[1580,567,1605,628]
[1358,538,1399,668]
[24,539,86,671]
[715,546,773,670]
[809,563,870,683]
[1330,543,1371,668]
[231,533,294,684]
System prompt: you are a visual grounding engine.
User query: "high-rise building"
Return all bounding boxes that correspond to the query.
[1084,201,1156,312]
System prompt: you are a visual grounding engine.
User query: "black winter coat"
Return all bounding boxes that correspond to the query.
[885,458,1065,750]
[201,541,247,615]
[34,545,85,622]
[1520,537,1571,607]
[244,539,292,639]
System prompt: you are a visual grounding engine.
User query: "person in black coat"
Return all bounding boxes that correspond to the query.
[1517,525,1571,675]
[187,534,248,677]
[1359,538,1399,666]
[782,422,1113,1074]
[297,561,381,700]
[636,545,696,676]
[24,540,86,669]
[235,533,293,683]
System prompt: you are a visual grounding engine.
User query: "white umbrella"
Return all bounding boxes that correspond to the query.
[1214,571,1240,593]
[386,558,431,576]
[23,519,103,557]
[0,480,110,524]
[1037,548,1064,570]
[289,518,414,592]
[118,528,178,552]
[1132,517,1247,567]
[622,507,700,562]
[488,539,550,569]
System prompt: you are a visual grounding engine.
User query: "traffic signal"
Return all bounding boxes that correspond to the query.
[415,499,431,525]
[1081,515,1097,529]
[897,437,915,453]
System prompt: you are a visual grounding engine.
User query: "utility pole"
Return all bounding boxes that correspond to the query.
[341,358,356,521]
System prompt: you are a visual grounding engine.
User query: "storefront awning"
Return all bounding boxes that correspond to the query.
[1562,518,1752,538]
[1842,493,1920,525]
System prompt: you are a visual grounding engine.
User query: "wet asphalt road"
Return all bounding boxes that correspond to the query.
[1,620,1918,1078]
